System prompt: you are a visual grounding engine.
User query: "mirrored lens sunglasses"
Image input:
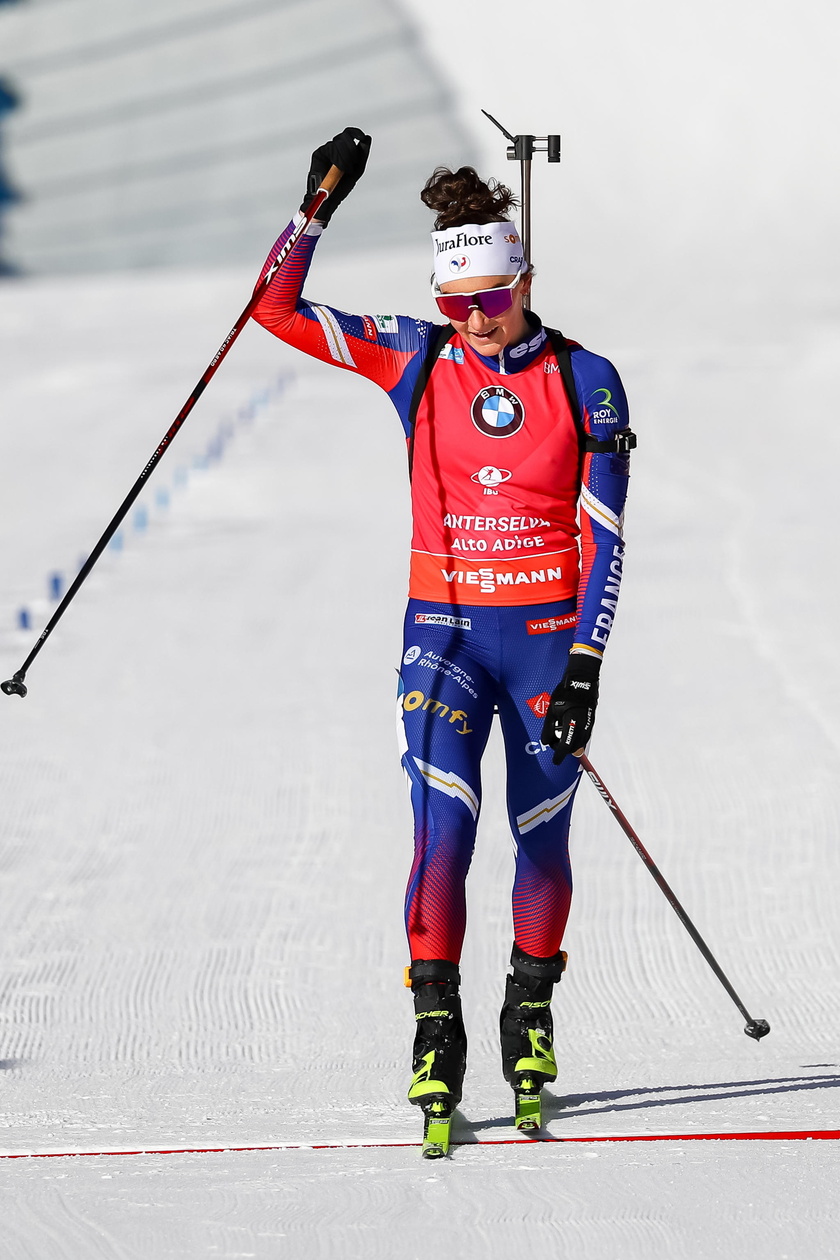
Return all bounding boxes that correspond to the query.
[432,271,523,322]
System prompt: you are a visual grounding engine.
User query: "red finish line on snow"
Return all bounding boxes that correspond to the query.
[2,1130,839,1160]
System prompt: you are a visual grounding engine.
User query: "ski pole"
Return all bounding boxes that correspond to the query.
[2,165,344,700]
[578,752,771,1042]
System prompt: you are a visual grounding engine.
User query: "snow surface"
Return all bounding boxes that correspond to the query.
[3,2,840,1256]
[2,244,839,1260]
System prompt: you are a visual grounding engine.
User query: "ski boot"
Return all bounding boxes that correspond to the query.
[405,959,467,1159]
[499,943,567,1132]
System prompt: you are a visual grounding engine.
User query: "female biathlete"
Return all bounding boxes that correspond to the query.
[252,128,633,1148]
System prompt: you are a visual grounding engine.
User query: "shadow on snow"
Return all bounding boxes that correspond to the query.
[457,1069,840,1135]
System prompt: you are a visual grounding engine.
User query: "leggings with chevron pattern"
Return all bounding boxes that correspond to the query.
[398,598,583,964]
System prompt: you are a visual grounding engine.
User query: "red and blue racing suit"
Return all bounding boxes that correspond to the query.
[253,216,631,965]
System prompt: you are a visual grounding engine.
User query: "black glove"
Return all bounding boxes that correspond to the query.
[300,127,372,225]
[540,654,601,765]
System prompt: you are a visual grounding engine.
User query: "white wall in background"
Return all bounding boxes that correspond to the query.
[0,0,473,272]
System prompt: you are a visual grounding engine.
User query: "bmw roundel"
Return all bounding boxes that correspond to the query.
[471,386,525,438]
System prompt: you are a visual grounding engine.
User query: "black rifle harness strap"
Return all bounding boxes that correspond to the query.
[405,322,636,478]
[406,323,457,479]
[544,327,637,456]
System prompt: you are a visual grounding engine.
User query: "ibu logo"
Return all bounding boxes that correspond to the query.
[470,465,512,495]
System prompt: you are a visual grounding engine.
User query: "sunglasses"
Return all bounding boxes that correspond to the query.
[432,271,523,322]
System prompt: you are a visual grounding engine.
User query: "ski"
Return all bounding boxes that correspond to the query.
[421,1101,452,1159]
[514,1086,542,1132]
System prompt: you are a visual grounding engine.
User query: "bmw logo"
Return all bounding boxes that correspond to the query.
[470,387,525,438]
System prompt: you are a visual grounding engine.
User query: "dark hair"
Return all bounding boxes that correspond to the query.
[420,165,518,230]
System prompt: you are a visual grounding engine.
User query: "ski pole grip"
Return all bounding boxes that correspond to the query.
[318,164,344,197]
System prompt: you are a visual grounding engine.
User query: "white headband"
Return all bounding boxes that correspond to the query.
[431,221,526,286]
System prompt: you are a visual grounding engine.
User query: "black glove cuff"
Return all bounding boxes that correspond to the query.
[555,652,601,705]
[564,653,602,684]
[300,127,371,225]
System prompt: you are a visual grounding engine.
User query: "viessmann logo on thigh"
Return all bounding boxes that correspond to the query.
[471,386,525,438]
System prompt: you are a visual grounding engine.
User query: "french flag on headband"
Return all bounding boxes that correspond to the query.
[431,221,526,285]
